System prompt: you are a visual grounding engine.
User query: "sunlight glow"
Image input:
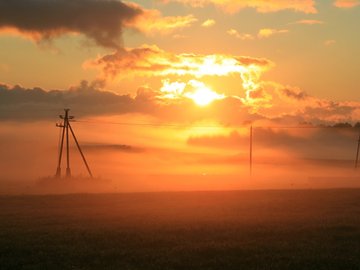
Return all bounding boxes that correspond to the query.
[160,79,224,106]
[185,80,224,106]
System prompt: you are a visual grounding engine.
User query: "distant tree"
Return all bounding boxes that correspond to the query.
[333,122,353,128]
[354,122,360,129]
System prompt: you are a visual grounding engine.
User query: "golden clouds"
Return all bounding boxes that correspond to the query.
[227,29,255,40]
[257,28,289,38]
[85,45,273,106]
[136,14,196,34]
[334,0,359,8]
[324,40,336,46]
[86,45,273,79]
[201,19,216,27]
[127,4,197,35]
[162,0,317,14]
[227,28,289,40]
[294,20,324,25]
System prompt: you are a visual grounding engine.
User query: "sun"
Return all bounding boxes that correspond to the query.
[185,80,224,106]
[186,87,220,106]
[159,79,224,106]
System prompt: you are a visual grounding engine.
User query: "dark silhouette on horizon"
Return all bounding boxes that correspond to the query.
[55,109,93,178]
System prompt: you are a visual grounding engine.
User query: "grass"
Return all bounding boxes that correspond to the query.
[1,189,360,269]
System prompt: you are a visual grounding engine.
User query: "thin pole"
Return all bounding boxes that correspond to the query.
[65,109,71,178]
[68,122,93,178]
[55,119,66,177]
[250,125,253,177]
[356,129,360,169]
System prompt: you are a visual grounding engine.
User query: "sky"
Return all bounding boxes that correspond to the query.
[0,0,359,193]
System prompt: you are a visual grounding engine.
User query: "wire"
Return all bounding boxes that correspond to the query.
[252,126,356,129]
[73,119,358,130]
[74,120,225,129]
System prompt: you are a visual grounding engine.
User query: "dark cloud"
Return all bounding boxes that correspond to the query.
[281,87,308,100]
[0,81,257,123]
[0,0,143,48]
[304,101,356,120]
[82,143,145,153]
[0,80,358,126]
[0,81,138,120]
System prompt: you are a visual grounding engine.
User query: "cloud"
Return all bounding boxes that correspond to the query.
[0,0,144,48]
[0,0,196,48]
[130,8,197,35]
[1,78,359,126]
[324,39,336,46]
[227,28,289,40]
[293,20,324,25]
[0,81,139,120]
[161,0,317,14]
[0,80,263,126]
[82,143,145,153]
[241,80,360,124]
[2,43,359,126]
[257,28,289,38]
[85,44,359,125]
[172,34,188,39]
[227,29,255,40]
[333,0,359,8]
[85,44,273,79]
[201,19,216,27]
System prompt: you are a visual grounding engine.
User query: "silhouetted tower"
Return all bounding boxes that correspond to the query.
[250,125,253,177]
[55,109,93,178]
[356,129,360,169]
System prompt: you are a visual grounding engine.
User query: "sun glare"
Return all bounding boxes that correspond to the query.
[160,79,224,106]
[185,81,224,106]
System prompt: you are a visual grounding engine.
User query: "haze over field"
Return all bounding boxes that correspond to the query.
[0,0,359,193]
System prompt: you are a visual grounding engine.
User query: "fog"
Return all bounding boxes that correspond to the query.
[0,118,359,195]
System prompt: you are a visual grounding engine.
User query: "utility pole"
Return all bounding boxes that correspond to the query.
[356,129,360,169]
[250,125,253,177]
[65,109,72,177]
[55,109,93,178]
[68,123,93,178]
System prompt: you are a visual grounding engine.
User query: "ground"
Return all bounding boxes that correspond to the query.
[1,189,360,269]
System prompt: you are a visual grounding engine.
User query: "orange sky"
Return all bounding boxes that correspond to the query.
[0,0,359,192]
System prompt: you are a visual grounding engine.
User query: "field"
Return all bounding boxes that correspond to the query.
[1,189,360,270]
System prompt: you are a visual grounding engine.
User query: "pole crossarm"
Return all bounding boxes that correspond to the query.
[55,109,93,178]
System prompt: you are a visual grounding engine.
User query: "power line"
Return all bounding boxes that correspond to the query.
[74,120,225,129]
[73,119,358,130]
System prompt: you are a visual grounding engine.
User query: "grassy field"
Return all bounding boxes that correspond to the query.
[1,189,360,270]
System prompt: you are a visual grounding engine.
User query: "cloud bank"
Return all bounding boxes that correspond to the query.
[86,44,273,79]
[1,78,359,126]
[0,0,196,48]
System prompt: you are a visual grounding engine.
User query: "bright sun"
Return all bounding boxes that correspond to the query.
[160,79,224,106]
[185,81,224,106]
[187,87,222,106]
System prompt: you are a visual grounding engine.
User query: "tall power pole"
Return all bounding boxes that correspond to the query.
[55,109,93,178]
[356,129,360,169]
[250,125,253,177]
